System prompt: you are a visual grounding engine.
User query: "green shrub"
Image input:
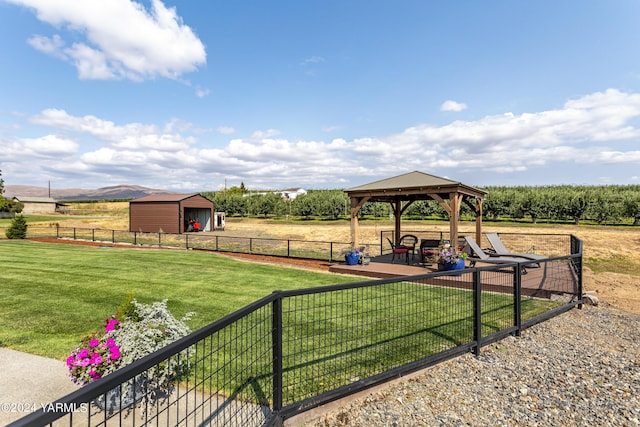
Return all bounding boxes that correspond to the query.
[115,292,139,322]
[5,214,27,239]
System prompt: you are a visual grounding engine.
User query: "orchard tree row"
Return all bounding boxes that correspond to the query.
[202,184,640,225]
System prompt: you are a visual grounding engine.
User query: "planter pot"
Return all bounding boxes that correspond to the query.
[94,377,145,412]
[438,258,466,272]
[345,252,360,265]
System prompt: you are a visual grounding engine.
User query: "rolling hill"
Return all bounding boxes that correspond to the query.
[4,184,176,201]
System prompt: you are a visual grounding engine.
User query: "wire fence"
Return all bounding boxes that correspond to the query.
[20,225,356,262]
[9,235,583,427]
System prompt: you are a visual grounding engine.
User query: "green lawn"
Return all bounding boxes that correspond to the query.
[1,239,562,402]
[0,240,360,359]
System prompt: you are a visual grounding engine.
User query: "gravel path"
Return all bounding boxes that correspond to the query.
[303,304,640,427]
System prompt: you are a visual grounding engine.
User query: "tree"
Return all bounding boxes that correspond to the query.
[6,214,27,239]
[623,193,640,226]
[249,193,282,217]
[0,170,23,214]
[291,194,315,219]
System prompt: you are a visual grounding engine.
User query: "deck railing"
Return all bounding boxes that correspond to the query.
[9,235,583,427]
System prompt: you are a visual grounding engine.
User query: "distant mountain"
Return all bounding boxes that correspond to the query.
[4,184,177,201]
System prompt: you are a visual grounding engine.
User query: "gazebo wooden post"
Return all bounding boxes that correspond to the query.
[349,196,370,248]
[394,199,402,244]
[475,197,483,246]
[449,192,459,249]
[350,200,360,248]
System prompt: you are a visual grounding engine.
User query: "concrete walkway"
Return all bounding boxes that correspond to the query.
[0,348,78,425]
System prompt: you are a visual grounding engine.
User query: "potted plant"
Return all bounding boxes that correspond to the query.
[436,244,468,271]
[67,298,194,412]
[340,245,368,265]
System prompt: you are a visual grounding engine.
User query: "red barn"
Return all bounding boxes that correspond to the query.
[129,193,214,234]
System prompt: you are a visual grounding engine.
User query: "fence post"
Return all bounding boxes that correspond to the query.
[111,230,115,244]
[287,240,290,258]
[158,233,161,247]
[574,236,584,309]
[56,224,59,238]
[92,229,95,242]
[185,234,189,249]
[134,232,137,245]
[513,265,522,337]
[272,292,283,412]
[329,242,333,262]
[73,228,76,240]
[472,269,482,356]
[250,237,253,254]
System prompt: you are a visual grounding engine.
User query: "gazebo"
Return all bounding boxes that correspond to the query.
[344,171,487,248]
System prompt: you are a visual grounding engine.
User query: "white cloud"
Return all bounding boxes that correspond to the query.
[7,89,640,190]
[301,56,326,66]
[30,108,194,150]
[26,34,65,57]
[250,129,280,139]
[440,100,468,112]
[3,135,78,159]
[322,125,342,133]
[216,126,235,135]
[195,87,210,98]
[8,0,206,81]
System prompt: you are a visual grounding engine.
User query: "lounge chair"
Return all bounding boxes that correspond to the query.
[463,236,540,270]
[485,233,546,260]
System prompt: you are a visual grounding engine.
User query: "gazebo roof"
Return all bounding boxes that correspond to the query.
[344,171,486,248]
[345,171,486,201]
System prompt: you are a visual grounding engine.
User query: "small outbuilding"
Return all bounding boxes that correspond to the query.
[129,193,214,234]
[12,196,62,214]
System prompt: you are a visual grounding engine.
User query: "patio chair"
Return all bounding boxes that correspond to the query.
[386,237,410,264]
[463,236,540,271]
[485,233,546,260]
[419,238,441,265]
[399,234,418,261]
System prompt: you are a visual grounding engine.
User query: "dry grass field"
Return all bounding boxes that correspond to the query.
[31,202,640,315]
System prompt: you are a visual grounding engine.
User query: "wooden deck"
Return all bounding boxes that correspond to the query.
[329,254,579,299]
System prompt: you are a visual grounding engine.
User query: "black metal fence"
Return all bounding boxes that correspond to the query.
[22,225,576,263]
[381,229,575,258]
[10,235,583,427]
[22,225,356,262]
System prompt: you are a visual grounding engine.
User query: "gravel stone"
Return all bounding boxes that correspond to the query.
[303,304,640,427]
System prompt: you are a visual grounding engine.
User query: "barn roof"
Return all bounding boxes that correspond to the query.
[130,193,205,203]
[12,196,57,203]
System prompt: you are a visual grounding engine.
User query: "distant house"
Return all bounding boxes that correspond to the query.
[278,188,307,200]
[242,188,308,200]
[11,196,63,214]
[129,193,214,234]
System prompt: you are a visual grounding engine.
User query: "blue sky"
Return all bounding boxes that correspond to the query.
[1,0,640,192]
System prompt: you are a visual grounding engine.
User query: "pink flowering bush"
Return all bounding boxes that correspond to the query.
[67,300,194,393]
[67,318,122,385]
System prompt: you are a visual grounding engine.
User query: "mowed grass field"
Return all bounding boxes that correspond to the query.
[0,238,560,402]
[0,239,362,359]
[1,199,639,365]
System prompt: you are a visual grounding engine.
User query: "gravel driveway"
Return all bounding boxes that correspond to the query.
[299,304,640,427]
